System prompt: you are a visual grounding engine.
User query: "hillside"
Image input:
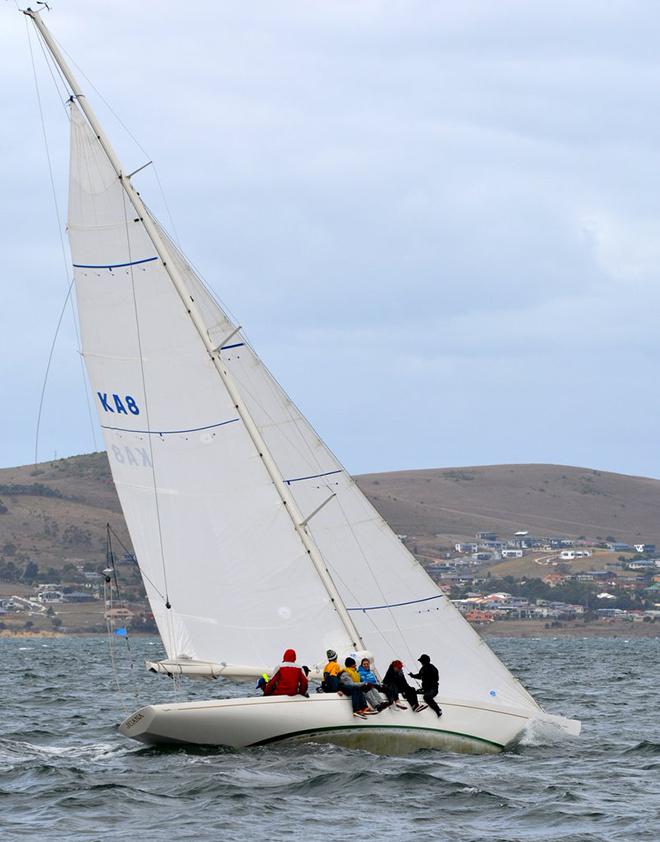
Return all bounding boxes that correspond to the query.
[0,455,659,569]
[357,463,660,552]
[0,453,130,569]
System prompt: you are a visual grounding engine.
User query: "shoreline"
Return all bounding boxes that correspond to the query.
[479,619,660,638]
[1,621,658,640]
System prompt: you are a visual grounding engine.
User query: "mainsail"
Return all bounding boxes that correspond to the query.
[68,96,539,713]
[68,105,353,667]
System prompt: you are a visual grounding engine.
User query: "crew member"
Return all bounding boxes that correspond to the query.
[383,660,427,712]
[322,649,342,692]
[263,648,309,696]
[338,657,377,717]
[409,654,442,717]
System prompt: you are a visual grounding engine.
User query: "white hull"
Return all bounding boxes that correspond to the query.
[119,693,579,755]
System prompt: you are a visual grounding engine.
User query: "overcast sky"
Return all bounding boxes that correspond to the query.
[2,1,660,478]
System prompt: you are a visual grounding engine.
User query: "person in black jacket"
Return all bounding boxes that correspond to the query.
[382,660,427,712]
[409,654,442,717]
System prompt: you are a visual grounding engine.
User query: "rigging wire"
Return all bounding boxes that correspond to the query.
[119,185,176,654]
[32,280,74,466]
[103,529,131,716]
[107,523,167,603]
[25,16,98,463]
[105,526,140,707]
[103,578,130,715]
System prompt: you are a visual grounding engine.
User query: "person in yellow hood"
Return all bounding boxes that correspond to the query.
[338,656,378,717]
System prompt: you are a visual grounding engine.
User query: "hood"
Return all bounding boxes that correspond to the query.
[282,648,297,663]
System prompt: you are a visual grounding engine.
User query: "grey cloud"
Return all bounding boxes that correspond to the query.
[3,1,660,477]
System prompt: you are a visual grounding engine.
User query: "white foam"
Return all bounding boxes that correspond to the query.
[520,714,581,747]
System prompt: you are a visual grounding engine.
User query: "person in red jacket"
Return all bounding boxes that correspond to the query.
[263,649,309,697]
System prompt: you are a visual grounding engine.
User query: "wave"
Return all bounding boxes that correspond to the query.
[0,737,131,764]
[623,740,660,755]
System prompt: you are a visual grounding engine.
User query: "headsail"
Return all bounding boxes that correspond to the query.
[161,227,539,711]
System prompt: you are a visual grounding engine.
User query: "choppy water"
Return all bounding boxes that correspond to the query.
[1,635,658,841]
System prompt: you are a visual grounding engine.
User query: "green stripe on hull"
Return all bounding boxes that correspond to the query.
[251,723,505,751]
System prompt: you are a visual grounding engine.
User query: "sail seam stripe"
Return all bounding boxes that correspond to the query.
[346,594,443,611]
[101,418,240,436]
[220,342,245,350]
[73,256,158,269]
[284,469,342,485]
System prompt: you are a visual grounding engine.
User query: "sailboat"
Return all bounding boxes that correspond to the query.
[26,8,580,754]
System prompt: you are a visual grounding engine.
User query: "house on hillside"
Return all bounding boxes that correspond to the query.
[561,549,593,561]
[618,577,645,591]
[475,532,497,542]
[455,543,478,554]
[532,600,583,619]
[36,589,64,603]
[424,563,455,578]
[633,544,656,554]
[626,559,657,571]
[465,609,495,624]
[575,570,615,583]
[502,549,524,559]
[105,607,134,620]
[0,598,27,613]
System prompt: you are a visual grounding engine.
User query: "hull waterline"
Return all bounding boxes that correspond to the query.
[118,693,578,755]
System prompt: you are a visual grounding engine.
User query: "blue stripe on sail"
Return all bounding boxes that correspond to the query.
[346,595,444,612]
[284,469,342,485]
[101,418,240,436]
[73,256,159,269]
[220,342,245,350]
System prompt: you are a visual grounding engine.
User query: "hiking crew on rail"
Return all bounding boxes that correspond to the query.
[259,647,441,719]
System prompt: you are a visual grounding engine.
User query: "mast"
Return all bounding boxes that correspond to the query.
[26,8,366,652]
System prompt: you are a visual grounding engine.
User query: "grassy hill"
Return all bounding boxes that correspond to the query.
[357,463,660,553]
[0,453,130,569]
[0,454,659,570]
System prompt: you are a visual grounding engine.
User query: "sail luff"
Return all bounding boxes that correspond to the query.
[29,8,365,654]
